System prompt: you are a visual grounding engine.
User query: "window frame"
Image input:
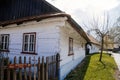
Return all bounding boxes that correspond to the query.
[0,34,10,52]
[22,32,36,54]
[68,37,74,56]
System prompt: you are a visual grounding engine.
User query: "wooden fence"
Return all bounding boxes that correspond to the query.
[0,54,60,80]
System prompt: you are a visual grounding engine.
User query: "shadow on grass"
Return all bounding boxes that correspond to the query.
[65,53,116,80]
[78,55,91,80]
[65,54,94,80]
[100,61,106,69]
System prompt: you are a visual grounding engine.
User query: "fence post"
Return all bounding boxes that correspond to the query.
[46,57,49,80]
[42,56,44,80]
[49,56,52,79]
[53,55,56,78]
[19,56,22,80]
[38,57,41,80]
[34,56,36,80]
[24,56,27,80]
[29,57,31,80]
[52,56,54,80]
[13,56,16,80]
[56,53,60,80]
[0,57,4,80]
[7,57,10,80]
[54,55,57,77]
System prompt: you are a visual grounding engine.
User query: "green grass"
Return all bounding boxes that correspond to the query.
[65,53,117,80]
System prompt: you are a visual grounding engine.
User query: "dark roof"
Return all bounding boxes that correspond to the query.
[0,0,61,22]
[0,0,90,42]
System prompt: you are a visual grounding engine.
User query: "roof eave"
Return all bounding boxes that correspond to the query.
[0,13,70,27]
[0,12,90,42]
[67,17,90,42]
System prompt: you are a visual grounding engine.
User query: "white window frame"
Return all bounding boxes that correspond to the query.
[22,32,36,53]
[0,34,9,51]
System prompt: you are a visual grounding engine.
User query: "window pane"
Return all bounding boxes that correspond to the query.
[1,36,4,42]
[29,34,35,52]
[69,38,73,53]
[25,35,29,42]
[1,43,4,49]
[70,39,72,50]
[5,43,7,49]
[24,43,28,51]
[5,36,8,43]
[29,43,34,51]
[30,35,34,43]
[23,35,29,52]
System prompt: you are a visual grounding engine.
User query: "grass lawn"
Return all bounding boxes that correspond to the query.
[65,53,117,80]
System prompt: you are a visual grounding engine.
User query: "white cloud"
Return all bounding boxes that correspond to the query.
[47,0,119,13]
[47,0,120,30]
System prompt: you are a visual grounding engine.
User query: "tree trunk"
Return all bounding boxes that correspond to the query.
[99,37,104,61]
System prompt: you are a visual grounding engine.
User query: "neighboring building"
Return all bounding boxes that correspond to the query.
[86,34,100,54]
[113,42,120,53]
[114,42,120,48]
[0,0,90,80]
[104,35,114,50]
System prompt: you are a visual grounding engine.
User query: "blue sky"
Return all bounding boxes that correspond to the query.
[47,0,120,31]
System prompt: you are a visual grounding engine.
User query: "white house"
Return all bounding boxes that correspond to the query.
[0,0,90,80]
[86,34,100,54]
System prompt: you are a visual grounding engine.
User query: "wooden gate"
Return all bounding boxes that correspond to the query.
[0,54,60,80]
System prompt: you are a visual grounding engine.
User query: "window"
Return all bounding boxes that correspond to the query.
[0,34,9,51]
[68,37,74,56]
[22,32,36,54]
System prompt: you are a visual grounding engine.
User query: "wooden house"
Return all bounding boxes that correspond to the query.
[0,0,90,79]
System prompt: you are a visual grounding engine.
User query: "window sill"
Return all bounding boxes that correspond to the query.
[0,50,10,52]
[21,52,37,55]
[68,53,74,56]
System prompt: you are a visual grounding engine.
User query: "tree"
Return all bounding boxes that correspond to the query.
[84,13,113,61]
[109,17,120,46]
[109,27,120,43]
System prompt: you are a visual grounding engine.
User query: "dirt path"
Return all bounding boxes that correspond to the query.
[111,53,120,80]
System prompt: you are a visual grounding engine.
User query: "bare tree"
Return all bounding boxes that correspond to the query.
[84,13,112,61]
[109,18,120,46]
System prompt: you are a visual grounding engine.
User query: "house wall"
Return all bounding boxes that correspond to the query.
[59,22,87,80]
[0,17,66,61]
[0,17,87,80]
[89,44,99,54]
